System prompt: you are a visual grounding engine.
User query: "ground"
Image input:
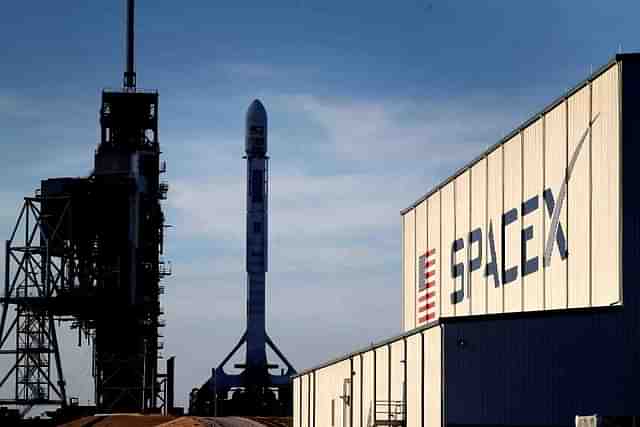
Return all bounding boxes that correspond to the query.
[58,416,292,427]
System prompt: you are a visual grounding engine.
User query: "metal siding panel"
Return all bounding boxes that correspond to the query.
[301,375,308,427]
[406,334,421,427]
[504,135,523,312]
[591,65,621,306]
[427,192,442,319]
[375,346,389,414]
[415,201,428,326]
[455,171,471,316]
[326,365,337,427]
[319,360,351,427]
[544,102,569,309]
[312,373,322,427]
[390,341,405,403]
[362,351,374,427]
[425,327,442,427]
[470,159,488,315]
[523,119,544,311]
[315,368,330,427]
[619,57,640,406]
[444,309,630,426]
[441,183,456,318]
[568,85,591,308]
[402,215,405,332]
[352,358,361,427]
[404,210,416,331]
[294,377,300,427]
[338,360,351,427]
[487,148,504,313]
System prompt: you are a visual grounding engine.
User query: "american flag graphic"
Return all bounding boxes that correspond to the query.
[417,248,437,325]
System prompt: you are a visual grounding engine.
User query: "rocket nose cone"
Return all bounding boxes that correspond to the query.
[246,99,267,125]
[245,99,268,155]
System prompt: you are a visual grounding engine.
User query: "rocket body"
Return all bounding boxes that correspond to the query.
[199,99,294,416]
[245,99,268,369]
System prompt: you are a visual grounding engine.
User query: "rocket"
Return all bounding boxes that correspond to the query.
[202,99,295,416]
[244,99,269,368]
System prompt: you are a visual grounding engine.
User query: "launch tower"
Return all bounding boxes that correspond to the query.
[0,0,171,416]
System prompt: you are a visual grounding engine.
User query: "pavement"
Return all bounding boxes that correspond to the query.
[59,415,176,426]
[58,415,290,427]
[158,417,267,427]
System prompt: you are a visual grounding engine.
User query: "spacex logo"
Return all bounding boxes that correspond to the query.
[417,114,599,309]
[447,187,568,305]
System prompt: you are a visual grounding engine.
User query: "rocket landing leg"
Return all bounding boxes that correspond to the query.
[200,330,294,416]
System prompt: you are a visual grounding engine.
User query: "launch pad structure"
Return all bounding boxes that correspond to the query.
[0,0,174,417]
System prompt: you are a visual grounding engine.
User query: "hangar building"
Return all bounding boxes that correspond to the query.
[292,54,640,427]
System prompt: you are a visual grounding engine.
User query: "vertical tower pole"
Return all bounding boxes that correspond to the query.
[124,0,136,89]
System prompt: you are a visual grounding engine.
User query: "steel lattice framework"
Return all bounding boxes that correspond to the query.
[0,196,72,409]
[0,0,173,417]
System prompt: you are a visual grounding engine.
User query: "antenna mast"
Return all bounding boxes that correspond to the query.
[124,0,136,89]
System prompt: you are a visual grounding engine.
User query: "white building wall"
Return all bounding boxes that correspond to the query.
[403,210,416,330]
[401,62,621,329]
[544,101,568,309]
[424,327,442,427]
[470,159,487,315]
[405,333,421,427]
[591,65,620,305]
[522,119,544,311]
[567,84,591,308]
[293,326,442,427]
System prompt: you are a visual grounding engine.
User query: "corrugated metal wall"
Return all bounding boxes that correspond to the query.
[443,309,634,426]
[455,171,471,317]
[294,307,637,427]
[523,119,544,311]
[567,84,591,308]
[300,374,308,427]
[403,209,415,330]
[591,66,620,304]
[293,326,442,427]
[307,359,350,427]
[293,374,300,425]
[427,195,441,322]
[544,101,568,309]
[487,147,503,315]
[470,159,487,315]
[424,327,442,427]
[403,62,621,331]
[405,333,421,427]
[415,201,428,325]
[352,355,361,427]
[361,351,374,427]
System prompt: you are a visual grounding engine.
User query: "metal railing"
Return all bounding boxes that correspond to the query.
[374,400,405,426]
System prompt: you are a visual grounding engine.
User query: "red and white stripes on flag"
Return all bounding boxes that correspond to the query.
[417,248,437,325]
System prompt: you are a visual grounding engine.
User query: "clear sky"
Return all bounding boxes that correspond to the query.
[1,0,639,412]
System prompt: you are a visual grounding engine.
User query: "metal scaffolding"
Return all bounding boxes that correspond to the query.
[0,196,70,408]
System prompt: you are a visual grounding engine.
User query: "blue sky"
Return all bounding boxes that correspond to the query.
[2,0,640,412]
